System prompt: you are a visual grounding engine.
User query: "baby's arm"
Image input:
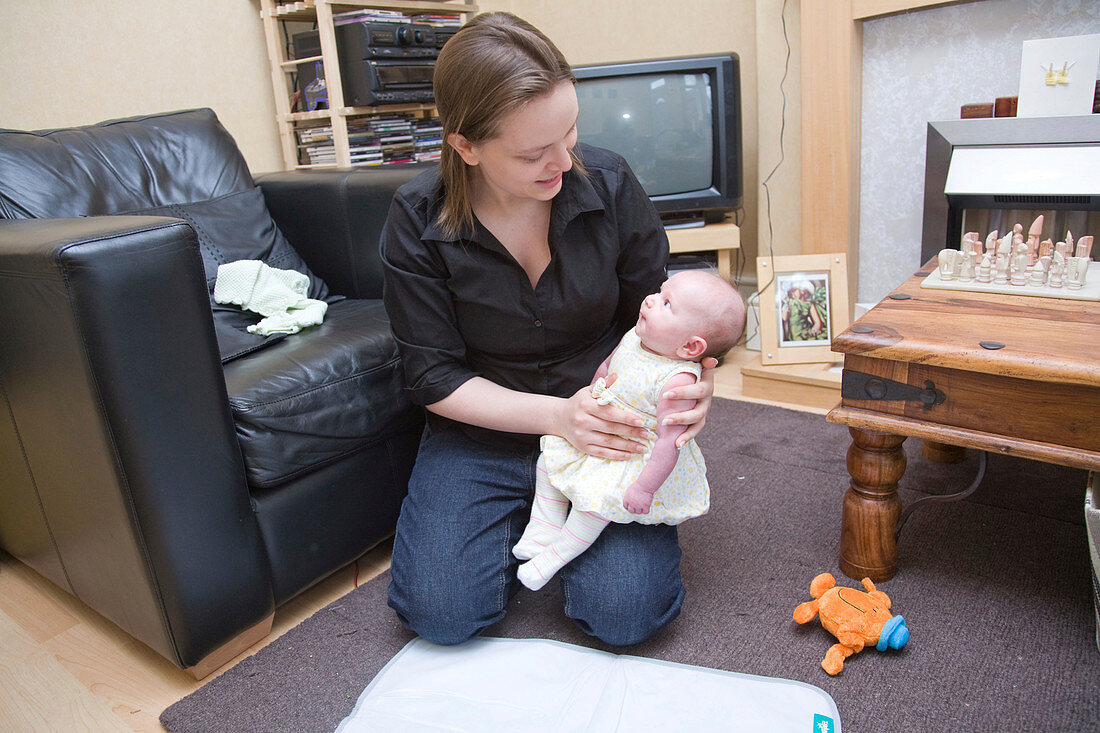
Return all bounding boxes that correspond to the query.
[622,371,697,514]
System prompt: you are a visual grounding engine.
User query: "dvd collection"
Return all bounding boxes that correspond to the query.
[297,114,443,167]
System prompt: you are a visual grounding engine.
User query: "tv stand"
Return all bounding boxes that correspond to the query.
[662,213,707,230]
[665,215,740,281]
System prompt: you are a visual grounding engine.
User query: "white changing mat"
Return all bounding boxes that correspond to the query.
[335,637,841,732]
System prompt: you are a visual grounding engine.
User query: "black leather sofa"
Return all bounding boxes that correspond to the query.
[0,109,424,675]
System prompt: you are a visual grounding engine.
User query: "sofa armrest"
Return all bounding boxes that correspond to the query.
[0,216,274,668]
[256,165,429,299]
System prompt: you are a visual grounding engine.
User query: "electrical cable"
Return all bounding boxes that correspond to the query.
[896,451,988,538]
[743,0,791,350]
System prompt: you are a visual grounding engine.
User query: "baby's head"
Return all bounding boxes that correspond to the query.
[634,270,747,362]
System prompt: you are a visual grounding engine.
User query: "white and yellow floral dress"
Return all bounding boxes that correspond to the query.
[540,329,710,525]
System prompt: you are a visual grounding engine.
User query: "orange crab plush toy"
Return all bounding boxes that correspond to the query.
[793,572,909,675]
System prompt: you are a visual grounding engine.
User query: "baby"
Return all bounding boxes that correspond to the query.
[513,270,747,590]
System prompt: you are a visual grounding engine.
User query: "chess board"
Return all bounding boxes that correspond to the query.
[920,260,1100,301]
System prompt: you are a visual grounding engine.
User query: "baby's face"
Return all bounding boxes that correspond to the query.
[634,272,711,358]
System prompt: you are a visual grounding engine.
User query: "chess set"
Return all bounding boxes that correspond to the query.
[921,215,1099,301]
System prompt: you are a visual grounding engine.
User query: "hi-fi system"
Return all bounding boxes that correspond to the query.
[294,21,458,108]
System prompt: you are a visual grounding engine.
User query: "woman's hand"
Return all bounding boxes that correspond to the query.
[660,356,717,448]
[556,374,652,460]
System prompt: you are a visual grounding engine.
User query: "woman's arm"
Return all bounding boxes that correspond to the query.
[427,375,651,460]
[660,357,717,448]
[621,371,697,514]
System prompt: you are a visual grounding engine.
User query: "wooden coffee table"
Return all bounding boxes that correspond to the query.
[827,261,1100,582]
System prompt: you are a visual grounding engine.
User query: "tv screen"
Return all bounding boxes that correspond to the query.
[573,55,742,225]
[576,72,714,197]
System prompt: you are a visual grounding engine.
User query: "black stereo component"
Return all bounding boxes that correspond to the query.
[432,25,460,49]
[294,21,447,108]
[337,21,443,59]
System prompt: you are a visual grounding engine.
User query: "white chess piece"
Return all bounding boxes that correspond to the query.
[937,248,959,280]
[977,253,993,283]
[1077,235,1094,260]
[1010,243,1029,285]
[958,250,976,282]
[1030,255,1050,286]
[984,231,999,259]
[1066,257,1089,290]
[1027,216,1044,265]
[1049,251,1066,288]
[994,244,1011,285]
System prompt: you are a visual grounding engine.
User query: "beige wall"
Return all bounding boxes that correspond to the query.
[0,0,805,271]
[0,1,281,174]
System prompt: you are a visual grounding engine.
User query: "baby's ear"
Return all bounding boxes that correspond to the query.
[677,336,707,360]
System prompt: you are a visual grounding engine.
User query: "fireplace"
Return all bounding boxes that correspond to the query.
[921,114,1100,264]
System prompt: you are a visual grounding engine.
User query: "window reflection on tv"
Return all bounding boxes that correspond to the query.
[576,72,713,198]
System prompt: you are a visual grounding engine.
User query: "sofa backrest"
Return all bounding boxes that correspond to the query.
[0,108,255,219]
[0,108,332,363]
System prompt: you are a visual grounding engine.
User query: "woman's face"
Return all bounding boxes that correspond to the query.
[450,80,579,207]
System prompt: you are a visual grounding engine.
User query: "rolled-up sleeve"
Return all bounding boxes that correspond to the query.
[380,192,477,407]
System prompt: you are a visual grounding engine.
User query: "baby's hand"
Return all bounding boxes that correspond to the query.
[622,484,653,514]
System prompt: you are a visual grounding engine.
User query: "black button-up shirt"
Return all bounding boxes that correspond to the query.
[380,144,668,448]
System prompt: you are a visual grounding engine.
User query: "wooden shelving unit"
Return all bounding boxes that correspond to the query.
[258,0,478,170]
[666,216,740,281]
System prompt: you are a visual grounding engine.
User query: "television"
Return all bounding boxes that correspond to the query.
[572,54,743,227]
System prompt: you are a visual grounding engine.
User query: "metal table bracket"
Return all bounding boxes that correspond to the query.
[841,371,946,409]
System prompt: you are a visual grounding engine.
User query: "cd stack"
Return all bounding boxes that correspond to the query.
[297,113,443,167]
[413,118,444,163]
[334,8,409,25]
[410,12,462,27]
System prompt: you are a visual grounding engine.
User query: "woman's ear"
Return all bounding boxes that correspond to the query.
[447,133,480,166]
[677,336,708,361]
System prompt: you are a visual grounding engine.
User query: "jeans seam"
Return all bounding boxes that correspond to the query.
[499,501,513,617]
[504,448,537,611]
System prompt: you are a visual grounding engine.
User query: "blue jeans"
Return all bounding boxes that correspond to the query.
[387,421,685,646]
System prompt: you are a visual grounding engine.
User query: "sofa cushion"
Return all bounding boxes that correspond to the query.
[0,108,331,362]
[126,186,337,361]
[222,298,421,489]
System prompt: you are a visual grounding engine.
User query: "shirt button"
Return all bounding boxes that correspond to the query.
[534,319,543,328]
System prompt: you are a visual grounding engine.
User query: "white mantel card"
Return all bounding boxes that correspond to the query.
[1017,34,1100,117]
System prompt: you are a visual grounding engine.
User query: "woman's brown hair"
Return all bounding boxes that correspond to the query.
[432,12,584,238]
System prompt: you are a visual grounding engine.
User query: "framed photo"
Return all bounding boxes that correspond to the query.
[756,253,850,365]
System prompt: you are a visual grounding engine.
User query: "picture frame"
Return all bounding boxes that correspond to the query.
[756,253,850,365]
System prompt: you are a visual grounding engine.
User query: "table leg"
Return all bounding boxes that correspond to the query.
[922,439,966,464]
[839,427,906,582]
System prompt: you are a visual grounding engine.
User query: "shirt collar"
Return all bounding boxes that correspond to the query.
[420,174,465,243]
[553,160,606,228]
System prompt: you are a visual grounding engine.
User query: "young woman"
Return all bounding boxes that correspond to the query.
[380,12,716,646]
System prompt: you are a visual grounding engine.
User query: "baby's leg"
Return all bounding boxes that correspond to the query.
[517,509,609,591]
[512,455,569,560]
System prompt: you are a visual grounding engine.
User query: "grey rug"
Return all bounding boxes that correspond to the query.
[161,399,1100,732]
